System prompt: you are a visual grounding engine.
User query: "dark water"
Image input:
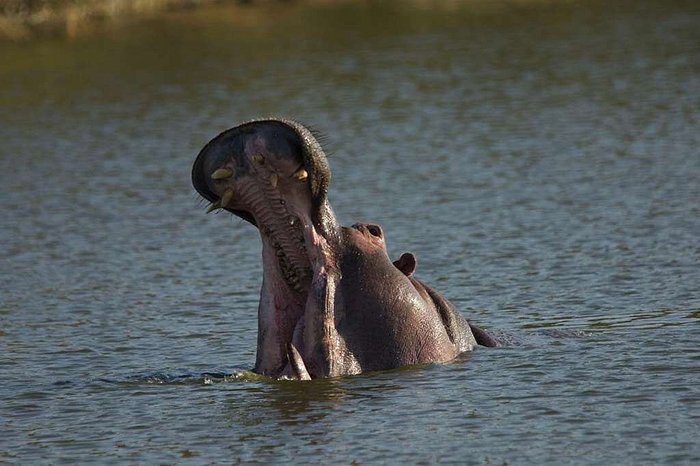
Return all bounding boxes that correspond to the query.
[1,0,699,463]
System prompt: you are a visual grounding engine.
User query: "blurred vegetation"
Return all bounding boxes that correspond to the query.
[0,0,272,40]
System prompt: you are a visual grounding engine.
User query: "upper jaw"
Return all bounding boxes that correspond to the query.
[192,118,340,291]
[192,118,333,229]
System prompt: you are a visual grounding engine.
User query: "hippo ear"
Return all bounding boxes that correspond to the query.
[393,252,417,277]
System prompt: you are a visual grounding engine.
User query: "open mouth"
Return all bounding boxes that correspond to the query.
[191,119,336,376]
[192,119,330,294]
[192,119,491,378]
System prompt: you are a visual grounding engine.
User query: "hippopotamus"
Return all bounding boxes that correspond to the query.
[191,118,496,379]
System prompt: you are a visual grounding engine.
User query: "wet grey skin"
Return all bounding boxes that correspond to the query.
[192,119,496,380]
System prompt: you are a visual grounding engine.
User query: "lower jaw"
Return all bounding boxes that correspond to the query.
[254,213,338,376]
[255,236,314,376]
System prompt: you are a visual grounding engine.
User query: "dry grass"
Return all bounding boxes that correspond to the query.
[0,0,233,40]
[0,0,564,40]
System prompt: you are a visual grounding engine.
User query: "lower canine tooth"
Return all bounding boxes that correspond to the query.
[220,189,234,207]
[270,173,278,188]
[206,201,221,213]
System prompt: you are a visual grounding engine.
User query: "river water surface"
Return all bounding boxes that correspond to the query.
[1,0,699,463]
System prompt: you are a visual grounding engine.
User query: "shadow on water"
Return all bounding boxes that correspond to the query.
[90,366,416,432]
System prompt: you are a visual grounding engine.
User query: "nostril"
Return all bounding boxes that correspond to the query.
[367,225,382,238]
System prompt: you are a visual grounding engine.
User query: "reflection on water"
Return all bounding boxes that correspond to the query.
[1,0,699,463]
[230,378,352,425]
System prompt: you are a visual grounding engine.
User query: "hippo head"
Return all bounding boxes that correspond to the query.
[192,119,340,293]
[192,119,345,374]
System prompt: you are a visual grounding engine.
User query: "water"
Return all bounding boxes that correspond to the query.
[1,0,699,463]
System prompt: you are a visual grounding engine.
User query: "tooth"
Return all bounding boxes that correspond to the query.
[270,173,278,188]
[289,216,296,226]
[293,168,308,181]
[220,189,234,207]
[211,168,233,180]
[252,154,264,165]
[206,201,221,213]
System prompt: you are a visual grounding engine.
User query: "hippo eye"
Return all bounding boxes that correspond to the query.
[367,225,382,238]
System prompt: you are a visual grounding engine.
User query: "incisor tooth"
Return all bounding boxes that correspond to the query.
[252,154,264,165]
[220,189,234,207]
[211,168,233,180]
[206,201,221,213]
[294,168,308,181]
[270,173,278,188]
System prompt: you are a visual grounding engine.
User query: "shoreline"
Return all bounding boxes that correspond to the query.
[0,0,577,41]
[0,0,249,40]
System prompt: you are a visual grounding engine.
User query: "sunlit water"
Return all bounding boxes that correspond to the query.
[1,0,699,463]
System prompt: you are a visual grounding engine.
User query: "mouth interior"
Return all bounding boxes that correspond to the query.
[193,120,339,376]
[240,169,330,377]
[259,200,314,296]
